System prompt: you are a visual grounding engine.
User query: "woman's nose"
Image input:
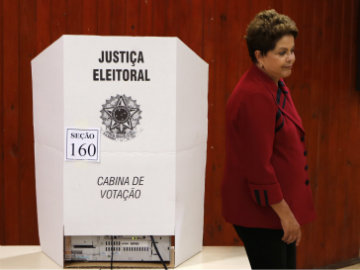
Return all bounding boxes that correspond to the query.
[287,52,295,62]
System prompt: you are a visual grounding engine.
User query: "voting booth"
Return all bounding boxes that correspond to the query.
[31,35,208,268]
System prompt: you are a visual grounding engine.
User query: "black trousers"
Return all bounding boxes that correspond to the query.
[233,225,296,269]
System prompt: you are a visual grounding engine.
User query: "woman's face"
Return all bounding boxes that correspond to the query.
[257,34,296,83]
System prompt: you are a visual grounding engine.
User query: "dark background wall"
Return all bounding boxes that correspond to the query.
[0,0,359,268]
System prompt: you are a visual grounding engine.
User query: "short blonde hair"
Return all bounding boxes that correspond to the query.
[245,9,298,63]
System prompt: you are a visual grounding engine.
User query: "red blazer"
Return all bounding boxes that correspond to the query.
[222,64,316,229]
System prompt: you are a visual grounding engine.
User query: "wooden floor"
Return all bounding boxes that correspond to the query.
[0,245,358,269]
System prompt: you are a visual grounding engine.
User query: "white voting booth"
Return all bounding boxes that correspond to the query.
[31,35,208,268]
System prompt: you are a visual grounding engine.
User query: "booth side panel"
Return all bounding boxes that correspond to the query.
[31,37,65,266]
[31,37,65,151]
[175,39,208,151]
[175,40,208,266]
[34,143,64,267]
[175,143,207,267]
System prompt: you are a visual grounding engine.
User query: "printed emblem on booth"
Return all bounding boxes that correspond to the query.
[100,94,142,141]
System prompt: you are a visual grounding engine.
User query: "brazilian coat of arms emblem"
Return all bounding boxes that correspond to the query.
[100,95,142,141]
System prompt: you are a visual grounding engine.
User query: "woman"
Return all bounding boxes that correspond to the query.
[222,9,316,269]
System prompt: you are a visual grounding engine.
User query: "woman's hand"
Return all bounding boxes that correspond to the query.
[280,213,301,246]
[270,199,302,246]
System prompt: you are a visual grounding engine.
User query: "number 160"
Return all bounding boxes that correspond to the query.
[71,143,96,157]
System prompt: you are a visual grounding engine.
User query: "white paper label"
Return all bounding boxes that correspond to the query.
[65,128,100,162]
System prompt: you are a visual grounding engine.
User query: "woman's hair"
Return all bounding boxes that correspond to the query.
[245,9,298,63]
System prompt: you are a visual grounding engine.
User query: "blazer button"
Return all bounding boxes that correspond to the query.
[304,150,308,156]
[305,179,310,185]
[305,164,309,170]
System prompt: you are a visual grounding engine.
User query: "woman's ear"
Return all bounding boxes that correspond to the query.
[254,50,262,63]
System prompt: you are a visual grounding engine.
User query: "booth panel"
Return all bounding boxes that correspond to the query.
[176,39,208,151]
[31,38,64,151]
[63,36,177,153]
[34,143,64,267]
[63,152,176,236]
[32,35,208,268]
[175,142,207,266]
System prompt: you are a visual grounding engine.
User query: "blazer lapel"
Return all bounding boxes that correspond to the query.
[278,103,305,134]
[266,81,305,134]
